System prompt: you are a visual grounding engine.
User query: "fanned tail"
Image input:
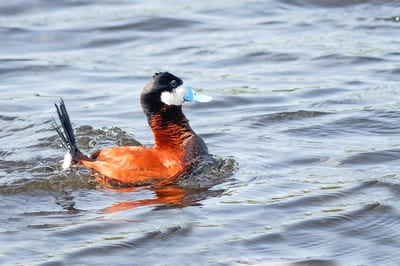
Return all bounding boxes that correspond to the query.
[53,98,83,166]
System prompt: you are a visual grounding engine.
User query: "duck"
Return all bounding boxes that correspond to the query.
[54,72,212,186]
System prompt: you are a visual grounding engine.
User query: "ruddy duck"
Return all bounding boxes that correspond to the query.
[54,72,212,186]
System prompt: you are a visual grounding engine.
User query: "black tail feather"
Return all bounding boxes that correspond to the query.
[54,98,79,163]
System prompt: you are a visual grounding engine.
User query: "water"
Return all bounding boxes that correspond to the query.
[1,0,400,265]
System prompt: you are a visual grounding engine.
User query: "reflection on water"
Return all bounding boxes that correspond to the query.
[103,186,186,213]
[1,0,400,265]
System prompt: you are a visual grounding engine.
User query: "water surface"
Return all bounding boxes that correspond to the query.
[1,1,400,265]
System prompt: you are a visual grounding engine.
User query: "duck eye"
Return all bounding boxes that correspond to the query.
[170,80,178,87]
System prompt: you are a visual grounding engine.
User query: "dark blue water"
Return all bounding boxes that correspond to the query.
[1,1,400,265]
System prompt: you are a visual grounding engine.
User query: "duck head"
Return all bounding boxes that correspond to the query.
[140,72,212,122]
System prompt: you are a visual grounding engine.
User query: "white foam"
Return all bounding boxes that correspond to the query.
[321,156,341,166]
[62,153,73,169]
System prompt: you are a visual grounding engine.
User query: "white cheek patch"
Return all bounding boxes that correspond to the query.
[160,84,186,106]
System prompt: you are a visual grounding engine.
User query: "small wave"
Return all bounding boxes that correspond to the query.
[376,16,400,23]
[340,149,400,165]
[72,125,142,151]
[0,169,97,196]
[0,63,69,76]
[179,156,237,188]
[213,51,303,67]
[56,224,192,265]
[285,109,400,137]
[0,114,18,121]
[280,0,378,8]
[251,110,330,127]
[96,17,200,32]
[311,54,384,67]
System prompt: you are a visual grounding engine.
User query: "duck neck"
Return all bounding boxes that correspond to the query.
[149,106,195,151]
